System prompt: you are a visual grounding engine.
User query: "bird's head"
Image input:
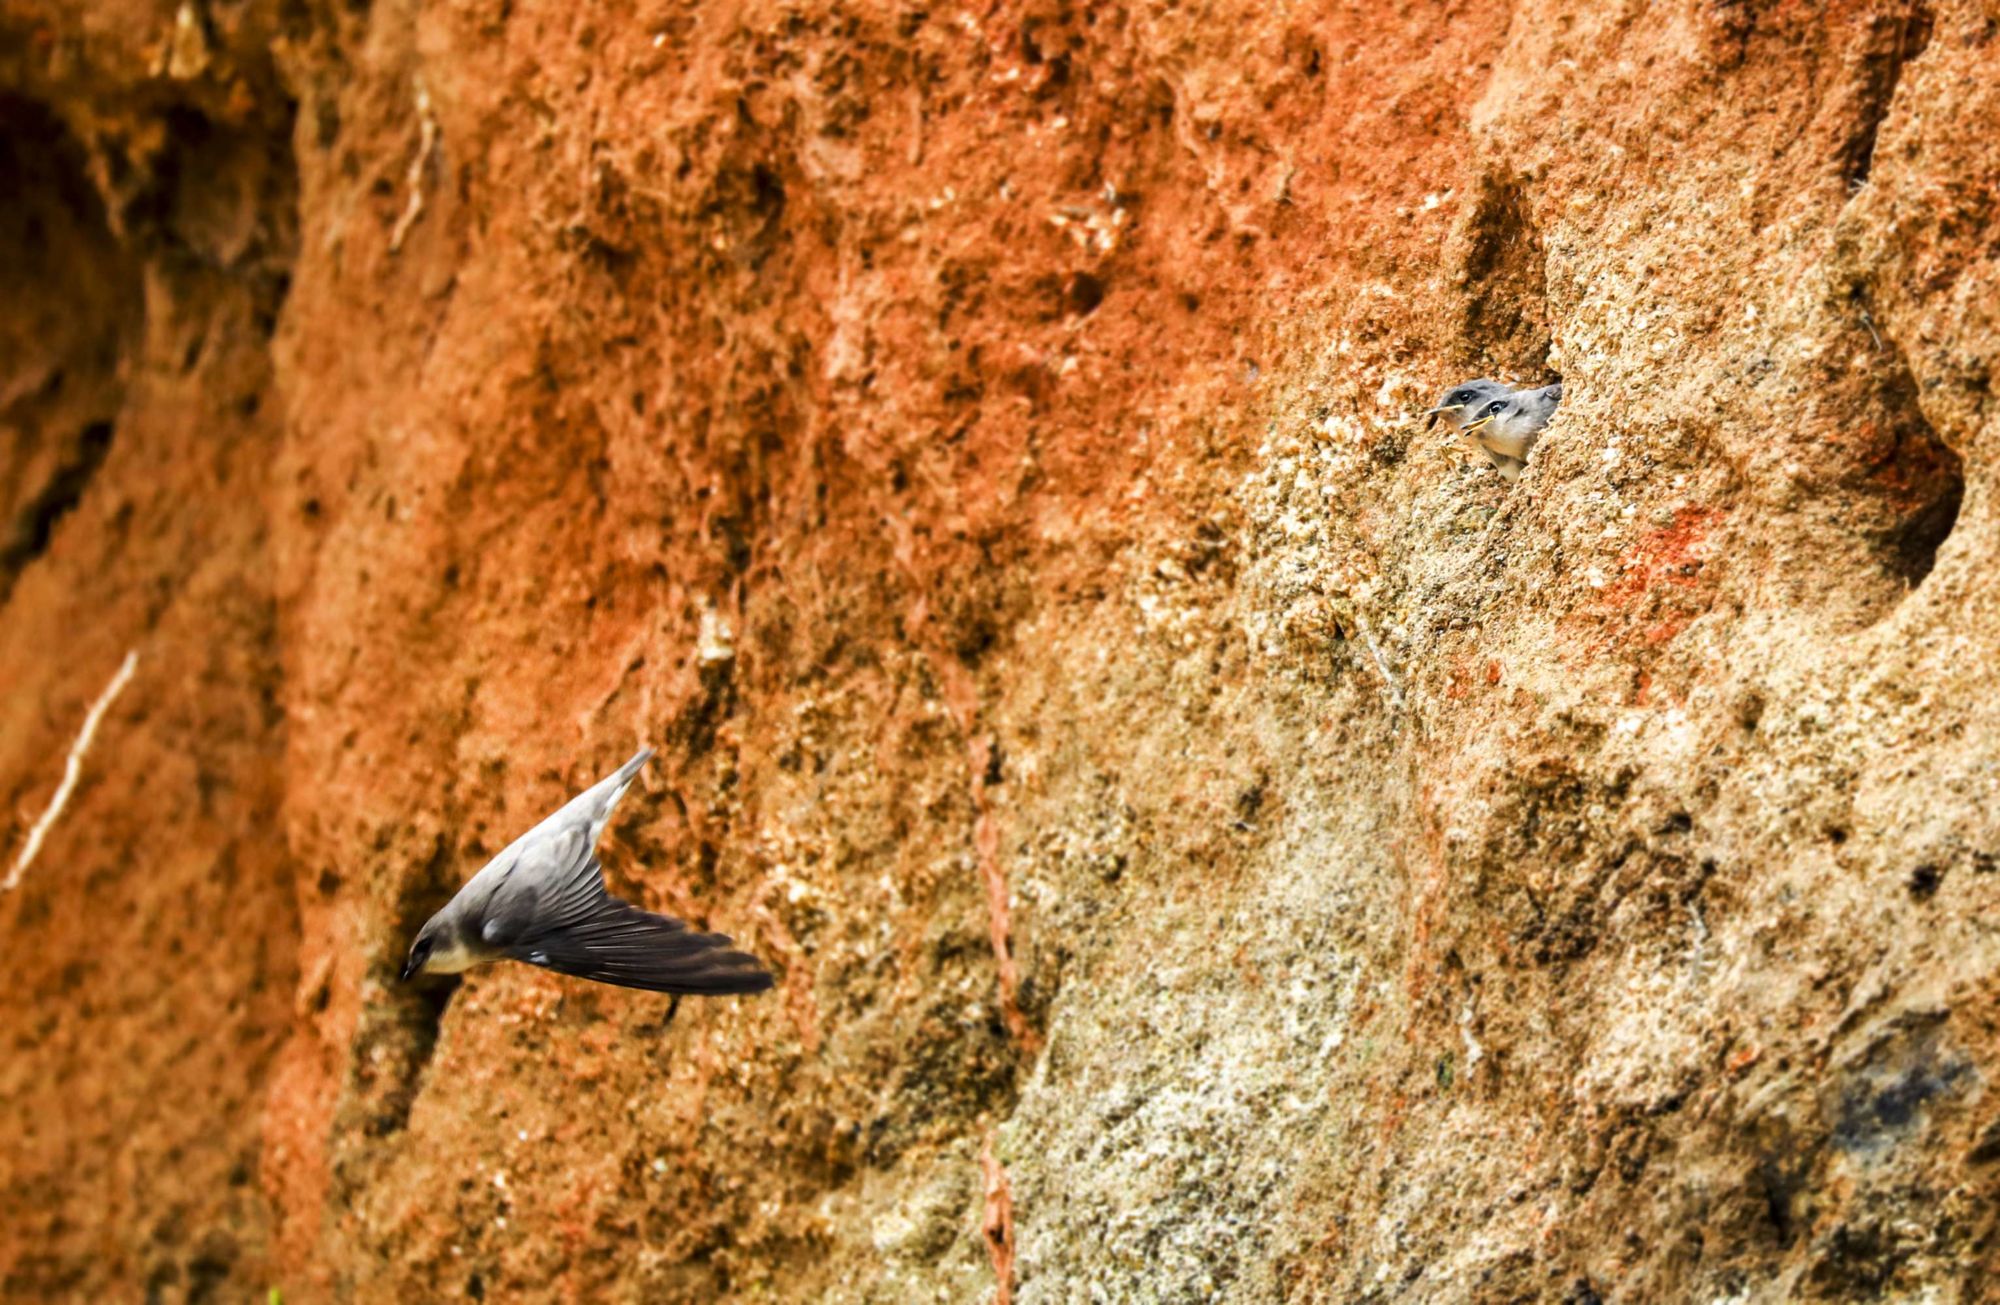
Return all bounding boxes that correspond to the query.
[401,913,475,981]
[1424,381,1504,430]
[1461,397,1509,433]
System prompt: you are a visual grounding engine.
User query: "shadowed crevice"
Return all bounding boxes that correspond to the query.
[0,97,142,607]
[1851,301,1962,597]
[0,419,114,602]
[340,971,461,1147]
[1456,171,1552,380]
[1841,2,1935,191]
[329,842,466,1167]
[1884,448,1961,588]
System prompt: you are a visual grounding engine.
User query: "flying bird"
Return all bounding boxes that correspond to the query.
[401,747,774,1016]
[1461,381,1563,483]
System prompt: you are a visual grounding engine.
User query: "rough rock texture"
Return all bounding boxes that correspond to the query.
[4,0,1999,1299]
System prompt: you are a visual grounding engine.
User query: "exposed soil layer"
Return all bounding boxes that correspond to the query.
[4,1,1999,1300]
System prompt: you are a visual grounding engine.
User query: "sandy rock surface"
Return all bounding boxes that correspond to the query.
[3,0,1997,1299]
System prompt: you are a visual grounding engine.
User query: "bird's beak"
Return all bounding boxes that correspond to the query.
[400,954,420,982]
[1462,415,1493,432]
[1423,405,1451,430]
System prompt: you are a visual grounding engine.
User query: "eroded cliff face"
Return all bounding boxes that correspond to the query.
[3,1,1998,1299]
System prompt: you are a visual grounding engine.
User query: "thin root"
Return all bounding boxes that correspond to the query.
[389,79,439,254]
[6,650,139,892]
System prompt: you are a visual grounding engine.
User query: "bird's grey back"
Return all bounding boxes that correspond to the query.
[450,748,653,933]
[1497,383,1562,432]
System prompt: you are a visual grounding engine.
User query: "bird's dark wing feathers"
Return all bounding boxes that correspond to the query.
[485,829,772,994]
[506,874,776,994]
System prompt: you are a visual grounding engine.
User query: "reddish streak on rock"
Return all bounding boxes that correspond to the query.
[928,645,1039,1055]
[1643,616,1692,646]
[980,1132,1017,1305]
[1402,785,1452,1006]
[968,731,1037,1054]
[1603,506,1720,609]
[1444,650,1476,700]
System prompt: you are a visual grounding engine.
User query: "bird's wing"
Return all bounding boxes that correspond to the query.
[482,820,773,995]
[507,883,776,994]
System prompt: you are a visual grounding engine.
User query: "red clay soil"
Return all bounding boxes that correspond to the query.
[3,1,1999,1300]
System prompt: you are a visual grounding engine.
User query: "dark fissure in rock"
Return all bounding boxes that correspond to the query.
[0,97,142,605]
[1458,172,1553,379]
[1841,3,1935,190]
[1865,339,1961,592]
